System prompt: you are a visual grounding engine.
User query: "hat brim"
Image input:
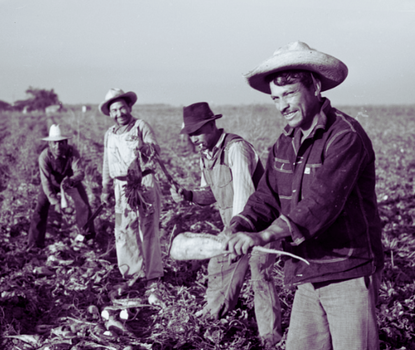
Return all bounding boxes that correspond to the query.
[99,91,138,116]
[180,115,222,135]
[41,135,69,141]
[245,50,348,94]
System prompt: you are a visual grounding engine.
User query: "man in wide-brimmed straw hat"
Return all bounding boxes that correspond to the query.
[225,41,384,349]
[99,88,163,292]
[28,124,95,249]
[170,101,283,346]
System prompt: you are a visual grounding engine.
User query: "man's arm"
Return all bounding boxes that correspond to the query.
[68,147,85,185]
[39,151,59,205]
[102,130,112,194]
[227,141,258,216]
[137,119,161,156]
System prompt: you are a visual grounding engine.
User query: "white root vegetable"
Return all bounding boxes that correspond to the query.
[169,232,225,260]
[169,232,310,265]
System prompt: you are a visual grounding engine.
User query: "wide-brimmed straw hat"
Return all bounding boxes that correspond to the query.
[245,41,348,94]
[99,88,138,116]
[181,102,222,135]
[41,124,69,141]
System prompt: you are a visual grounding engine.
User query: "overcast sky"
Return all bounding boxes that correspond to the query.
[1,0,414,106]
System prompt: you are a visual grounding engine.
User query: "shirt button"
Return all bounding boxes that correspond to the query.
[292,189,296,193]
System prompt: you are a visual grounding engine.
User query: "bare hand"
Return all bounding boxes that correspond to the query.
[54,203,61,214]
[61,177,73,190]
[225,231,265,255]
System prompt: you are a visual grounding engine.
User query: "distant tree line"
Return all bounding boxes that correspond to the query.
[0,87,62,112]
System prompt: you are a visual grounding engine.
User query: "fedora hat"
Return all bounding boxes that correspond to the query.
[99,88,138,116]
[245,41,348,94]
[181,102,222,135]
[41,124,69,141]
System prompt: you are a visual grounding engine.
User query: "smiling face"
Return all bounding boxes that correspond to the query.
[269,71,322,133]
[109,98,133,126]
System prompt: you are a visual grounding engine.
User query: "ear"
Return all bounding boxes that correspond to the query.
[310,73,322,98]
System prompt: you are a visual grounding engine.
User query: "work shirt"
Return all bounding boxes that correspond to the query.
[102,118,159,193]
[39,146,84,205]
[196,130,260,219]
[231,99,384,287]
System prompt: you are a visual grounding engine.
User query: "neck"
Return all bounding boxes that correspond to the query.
[208,128,222,152]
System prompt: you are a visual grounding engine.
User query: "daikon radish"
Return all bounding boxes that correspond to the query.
[169,232,310,265]
[169,232,225,260]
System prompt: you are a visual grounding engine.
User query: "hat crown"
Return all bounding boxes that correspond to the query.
[49,124,63,137]
[273,41,312,56]
[183,102,214,121]
[181,102,222,135]
[104,88,126,102]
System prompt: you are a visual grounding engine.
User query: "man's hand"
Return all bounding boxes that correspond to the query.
[53,203,61,214]
[101,192,110,206]
[170,186,192,203]
[225,231,265,255]
[61,177,73,190]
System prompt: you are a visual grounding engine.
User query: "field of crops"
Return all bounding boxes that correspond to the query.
[1,103,415,350]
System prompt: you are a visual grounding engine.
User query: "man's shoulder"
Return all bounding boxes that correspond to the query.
[223,133,250,150]
[39,147,49,161]
[328,107,369,137]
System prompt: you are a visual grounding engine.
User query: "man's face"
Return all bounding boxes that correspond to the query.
[189,122,216,152]
[109,99,132,126]
[49,140,68,158]
[270,80,320,131]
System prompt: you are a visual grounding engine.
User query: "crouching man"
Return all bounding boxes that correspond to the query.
[28,124,95,249]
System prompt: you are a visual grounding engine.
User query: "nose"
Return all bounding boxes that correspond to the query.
[278,98,289,114]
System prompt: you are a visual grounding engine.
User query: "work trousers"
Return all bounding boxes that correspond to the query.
[286,272,381,350]
[28,183,94,248]
[113,175,163,280]
[205,242,283,345]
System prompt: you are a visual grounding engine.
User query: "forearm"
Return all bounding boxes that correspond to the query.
[70,157,84,184]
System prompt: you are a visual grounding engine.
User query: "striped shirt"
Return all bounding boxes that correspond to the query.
[200,131,260,217]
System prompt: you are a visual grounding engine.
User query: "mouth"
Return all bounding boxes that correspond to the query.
[283,111,297,120]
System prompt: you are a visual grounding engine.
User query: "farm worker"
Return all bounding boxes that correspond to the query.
[99,88,163,288]
[28,124,96,249]
[170,102,283,347]
[225,41,384,350]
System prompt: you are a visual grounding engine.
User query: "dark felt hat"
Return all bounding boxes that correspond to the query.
[180,102,222,135]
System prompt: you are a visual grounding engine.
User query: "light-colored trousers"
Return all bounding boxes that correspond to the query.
[206,242,282,345]
[113,175,163,280]
[286,272,381,350]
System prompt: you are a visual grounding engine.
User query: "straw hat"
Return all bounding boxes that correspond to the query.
[180,102,222,135]
[245,41,348,94]
[99,88,137,116]
[41,124,69,141]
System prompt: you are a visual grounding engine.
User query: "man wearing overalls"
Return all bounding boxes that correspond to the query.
[170,102,282,347]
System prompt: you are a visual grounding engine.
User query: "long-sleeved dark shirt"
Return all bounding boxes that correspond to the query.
[39,146,84,205]
[231,99,384,287]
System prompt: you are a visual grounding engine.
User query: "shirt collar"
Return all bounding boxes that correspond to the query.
[111,118,136,134]
[283,98,331,138]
